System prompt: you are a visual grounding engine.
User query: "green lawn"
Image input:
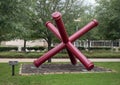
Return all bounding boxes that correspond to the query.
[0,51,120,58]
[0,62,120,85]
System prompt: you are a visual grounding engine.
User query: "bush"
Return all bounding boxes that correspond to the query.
[0,46,18,52]
[22,46,46,51]
[89,47,111,50]
[0,46,46,52]
[0,50,120,58]
[78,47,85,50]
[0,52,43,58]
[79,47,111,50]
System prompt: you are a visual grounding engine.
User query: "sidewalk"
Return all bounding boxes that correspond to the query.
[0,58,120,63]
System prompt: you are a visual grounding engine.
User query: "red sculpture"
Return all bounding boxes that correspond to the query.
[34,12,98,70]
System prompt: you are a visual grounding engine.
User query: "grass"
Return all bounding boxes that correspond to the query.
[0,62,120,85]
[0,50,120,58]
[83,50,120,58]
[0,52,43,58]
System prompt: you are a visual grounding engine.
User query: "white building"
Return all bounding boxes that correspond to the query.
[1,39,48,47]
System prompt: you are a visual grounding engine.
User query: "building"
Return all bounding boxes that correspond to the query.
[1,39,48,47]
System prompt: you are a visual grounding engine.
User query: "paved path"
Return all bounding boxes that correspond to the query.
[0,58,120,63]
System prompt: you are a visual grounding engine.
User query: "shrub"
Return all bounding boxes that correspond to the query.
[86,47,111,50]
[0,46,18,52]
[0,50,120,58]
[0,52,43,58]
[22,46,46,51]
[77,47,111,51]
[0,46,46,52]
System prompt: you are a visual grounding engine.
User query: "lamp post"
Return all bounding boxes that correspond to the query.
[74,18,81,48]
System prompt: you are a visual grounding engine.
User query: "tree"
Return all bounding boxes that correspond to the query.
[0,0,18,42]
[95,0,120,40]
[0,0,36,52]
[78,5,99,40]
[34,0,89,46]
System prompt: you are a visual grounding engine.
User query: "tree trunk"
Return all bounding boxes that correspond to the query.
[87,39,90,51]
[47,38,52,63]
[23,39,27,52]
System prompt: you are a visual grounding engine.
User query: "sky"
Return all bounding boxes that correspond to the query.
[85,0,96,5]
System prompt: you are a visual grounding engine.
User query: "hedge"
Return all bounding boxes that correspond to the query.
[78,47,111,50]
[0,52,43,58]
[22,46,46,51]
[0,51,120,58]
[0,47,18,52]
[0,46,46,52]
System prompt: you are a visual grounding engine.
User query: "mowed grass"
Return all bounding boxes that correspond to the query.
[0,51,120,58]
[0,62,120,85]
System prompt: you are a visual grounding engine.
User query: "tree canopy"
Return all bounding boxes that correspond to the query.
[0,0,36,42]
[95,0,120,40]
[33,0,89,49]
[1,0,119,45]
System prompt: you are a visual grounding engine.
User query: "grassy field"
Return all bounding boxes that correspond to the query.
[0,50,120,58]
[0,62,120,85]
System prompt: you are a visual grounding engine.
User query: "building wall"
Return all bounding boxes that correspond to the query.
[1,39,48,47]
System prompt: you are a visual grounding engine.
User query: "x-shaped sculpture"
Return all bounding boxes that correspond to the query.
[34,12,98,70]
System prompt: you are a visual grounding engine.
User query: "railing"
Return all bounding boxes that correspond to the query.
[74,39,120,48]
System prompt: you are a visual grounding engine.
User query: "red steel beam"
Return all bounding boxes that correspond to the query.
[52,12,69,43]
[51,12,95,70]
[66,42,94,70]
[46,21,77,65]
[34,17,98,70]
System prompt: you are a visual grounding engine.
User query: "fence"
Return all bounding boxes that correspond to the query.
[74,39,120,48]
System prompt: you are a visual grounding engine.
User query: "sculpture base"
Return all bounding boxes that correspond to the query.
[20,63,113,75]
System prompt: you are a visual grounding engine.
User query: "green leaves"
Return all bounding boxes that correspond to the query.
[0,0,36,41]
[95,0,120,40]
[0,0,102,45]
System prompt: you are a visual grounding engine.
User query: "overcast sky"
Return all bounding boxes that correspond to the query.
[85,0,96,5]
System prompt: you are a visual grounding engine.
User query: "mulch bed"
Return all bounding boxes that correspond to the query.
[20,63,113,75]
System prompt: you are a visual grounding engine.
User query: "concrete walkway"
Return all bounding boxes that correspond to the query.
[0,58,120,63]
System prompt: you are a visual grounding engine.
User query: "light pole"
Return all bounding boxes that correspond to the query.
[74,18,81,48]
